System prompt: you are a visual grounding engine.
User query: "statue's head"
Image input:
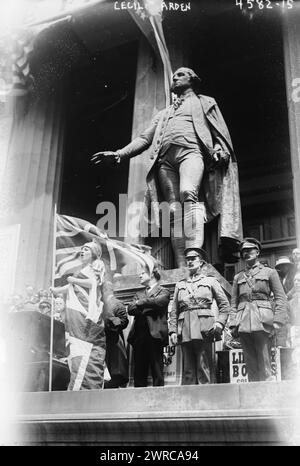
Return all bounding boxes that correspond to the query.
[171,67,202,95]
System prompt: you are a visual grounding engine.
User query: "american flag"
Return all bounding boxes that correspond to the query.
[128,0,173,105]
[55,214,156,285]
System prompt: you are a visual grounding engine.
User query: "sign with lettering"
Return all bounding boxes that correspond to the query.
[163,344,176,383]
[229,348,281,383]
[229,348,248,383]
[163,343,182,385]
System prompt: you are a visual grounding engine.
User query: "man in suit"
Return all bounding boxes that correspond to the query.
[127,265,170,387]
[275,256,294,294]
[104,296,129,389]
[91,67,242,267]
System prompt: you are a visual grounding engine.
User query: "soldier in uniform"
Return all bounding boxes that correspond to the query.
[169,248,230,385]
[230,238,287,381]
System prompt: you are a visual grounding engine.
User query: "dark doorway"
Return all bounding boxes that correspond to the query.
[60,40,138,232]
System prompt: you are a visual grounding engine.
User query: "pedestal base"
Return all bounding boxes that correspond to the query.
[11,381,299,445]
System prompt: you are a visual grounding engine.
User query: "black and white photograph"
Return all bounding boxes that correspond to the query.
[0,0,299,449]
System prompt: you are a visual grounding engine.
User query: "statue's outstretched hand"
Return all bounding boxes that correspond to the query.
[90,151,118,166]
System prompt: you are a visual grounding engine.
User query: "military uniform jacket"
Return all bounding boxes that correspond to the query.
[117,94,242,246]
[230,262,287,333]
[127,284,170,347]
[169,273,230,343]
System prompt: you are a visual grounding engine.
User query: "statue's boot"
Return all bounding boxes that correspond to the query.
[170,234,186,268]
[170,203,186,268]
[170,201,205,268]
[183,201,205,250]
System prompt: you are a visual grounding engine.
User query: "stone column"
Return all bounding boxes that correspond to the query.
[283,3,300,246]
[123,37,173,270]
[125,37,165,243]
[0,88,65,294]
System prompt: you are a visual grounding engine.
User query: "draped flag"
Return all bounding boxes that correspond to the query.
[54,213,157,390]
[0,0,104,98]
[64,258,107,390]
[128,0,173,105]
[55,214,157,286]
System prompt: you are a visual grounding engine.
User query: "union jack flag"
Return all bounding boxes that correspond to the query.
[54,213,157,390]
[55,214,156,285]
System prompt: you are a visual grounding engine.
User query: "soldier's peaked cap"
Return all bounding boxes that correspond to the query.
[184,247,208,262]
[240,237,261,253]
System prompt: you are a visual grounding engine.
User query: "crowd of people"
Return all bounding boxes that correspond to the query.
[4,240,300,390]
[6,286,65,322]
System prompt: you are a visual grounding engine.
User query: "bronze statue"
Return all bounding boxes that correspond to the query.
[92,67,242,267]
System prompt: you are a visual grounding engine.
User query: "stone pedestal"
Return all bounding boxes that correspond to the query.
[10,381,299,445]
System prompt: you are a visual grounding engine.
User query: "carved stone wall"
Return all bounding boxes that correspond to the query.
[0,89,65,293]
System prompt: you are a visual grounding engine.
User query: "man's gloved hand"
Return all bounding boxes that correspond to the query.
[170,333,178,346]
[90,151,119,166]
[106,316,121,331]
[127,303,141,317]
[136,298,148,309]
[213,322,224,338]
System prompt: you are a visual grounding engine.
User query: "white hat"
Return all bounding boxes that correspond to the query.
[275,256,293,268]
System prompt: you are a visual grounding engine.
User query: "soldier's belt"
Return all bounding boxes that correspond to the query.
[239,294,269,303]
[179,305,212,312]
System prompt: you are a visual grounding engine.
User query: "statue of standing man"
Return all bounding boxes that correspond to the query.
[92,67,242,267]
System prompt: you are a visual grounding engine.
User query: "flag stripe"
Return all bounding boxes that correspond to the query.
[55,214,157,286]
